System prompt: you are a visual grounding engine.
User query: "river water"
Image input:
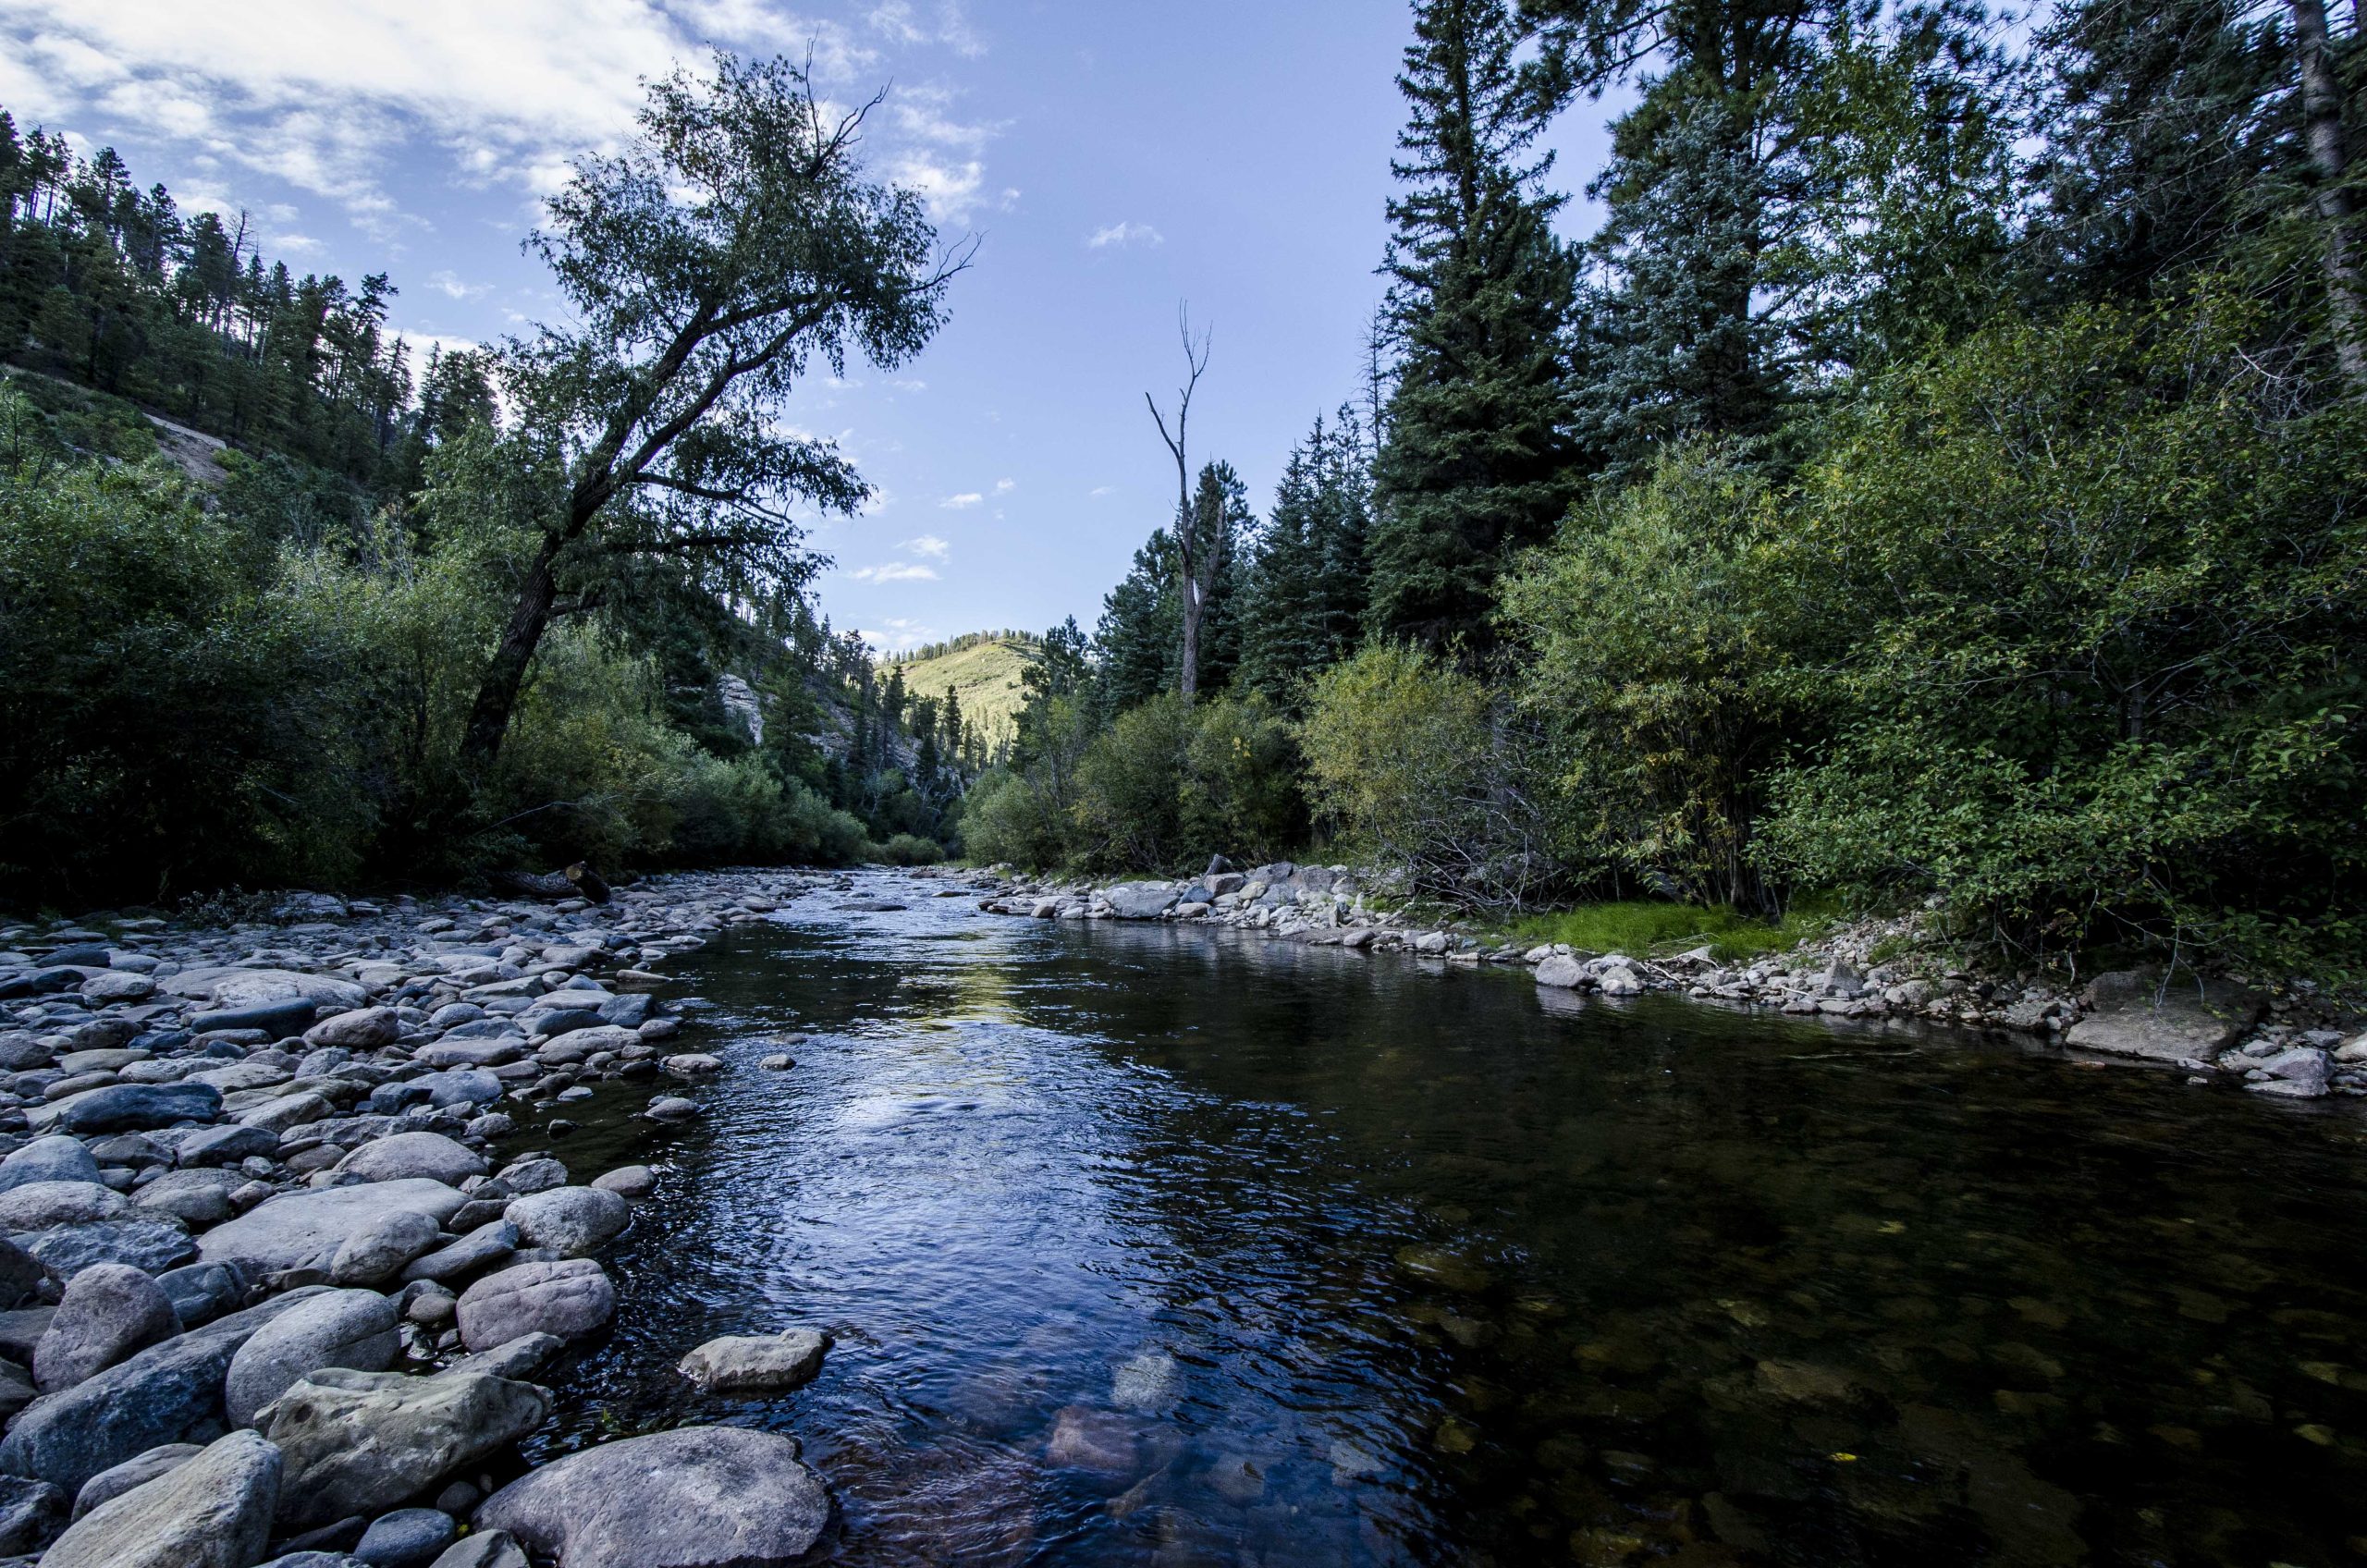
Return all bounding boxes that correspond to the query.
[523,872,2367,1566]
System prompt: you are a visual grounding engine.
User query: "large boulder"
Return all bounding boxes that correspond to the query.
[473,1425,829,1568]
[0,1472,66,1553]
[399,1220,517,1286]
[303,1007,401,1050]
[1104,883,1179,920]
[34,1263,180,1392]
[1533,954,1586,989]
[0,1135,102,1194]
[264,1366,550,1529]
[337,1132,486,1186]
[71,1442,201,1520]
[226,1287,400,1427]
[504,1186,628,1257]
[675,1329,827,1394]
[40,1082,222,1135]
[329,1208,444,1287]
[0,1235,50,1310]
[2064,969,2263,1063]
[455,1257,614,1351]
[0,1180,127,1231]
[38,1428,280,1568]
[0,1286,329,1494]
[166,967,367,1011]
[199,1180,469,1276]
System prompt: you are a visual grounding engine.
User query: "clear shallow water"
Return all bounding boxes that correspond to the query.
[521,872,2367,1566]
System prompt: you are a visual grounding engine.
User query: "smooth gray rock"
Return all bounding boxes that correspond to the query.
[411,1071,500,1110]
[444,1331,562,1382]
[492,1158,566,1194]
[166,967,366,1011]
[0,1236,47,1311]
[1533,953,1586,989]
[226,1288,400,1427]
[1104,883,1179,919]
[675,1329,826,1393]
[0,1285,327,1494]
[454,1257,613,1350]
[198,1181,469,1276]
[155,1261,246,1328]
[0,1180,126,1231]
[0,1136,102,1194]
[0,1473,65,1554]
[503,1185,627,1256]
[2064,969,2263,1062]
[409,1040,522,1070]
[398,1220,515,1286]
[134,1167,242,1227]
[427,1528,529,1568]
[336,1134,484,1186]
[70,1442,201,1520]
[329,1209,443,1287]
[34,1263,180,1392]
[304,1009,401,1051]
[43,1083,222,1135]
[354,1506,456,1566]
[473,1425,828,1568]
[590,1165,655,1197]
[39,1428,280,1568]
[265,1366,550,1529]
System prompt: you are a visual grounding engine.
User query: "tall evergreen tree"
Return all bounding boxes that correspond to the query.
[1094,460,1251,711]
[1239,409,1373,706]
[1367,0,1586,651]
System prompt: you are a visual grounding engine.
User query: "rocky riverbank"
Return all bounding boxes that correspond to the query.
[0,869,845,1567]
[972,862,2367,1100]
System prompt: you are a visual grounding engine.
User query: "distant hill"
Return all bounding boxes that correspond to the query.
[889,631,1040,750]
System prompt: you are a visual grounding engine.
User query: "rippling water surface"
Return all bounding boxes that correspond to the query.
[524,872,2367,1566]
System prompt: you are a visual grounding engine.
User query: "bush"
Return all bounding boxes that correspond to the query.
[1499,444,1812,911]
[1071,692,1305,872]
[879,832,944,865]
[960,767,1073,870]
[1759,292,2367,969]
[1300,643,1556,906]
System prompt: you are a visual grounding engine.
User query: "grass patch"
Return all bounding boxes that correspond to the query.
[1502,898,1839,963]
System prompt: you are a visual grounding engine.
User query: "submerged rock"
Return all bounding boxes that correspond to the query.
[676,1329,827,1393]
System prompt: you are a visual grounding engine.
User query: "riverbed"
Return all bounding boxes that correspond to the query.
[533,870,2367,1566]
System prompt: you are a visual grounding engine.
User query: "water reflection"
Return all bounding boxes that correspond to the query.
[524,875,2367,1566]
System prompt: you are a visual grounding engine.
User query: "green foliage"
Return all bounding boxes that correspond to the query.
[878,832,945,865]
[1236,410,1371,709]
[1300,643,1554,906]
[1499,444,1814,909]
[1757,292,2366,965]
[1070,692,1304,872]
[1506,899,1835,963]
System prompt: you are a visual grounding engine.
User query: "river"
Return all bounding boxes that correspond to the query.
[521,870,2367,1566]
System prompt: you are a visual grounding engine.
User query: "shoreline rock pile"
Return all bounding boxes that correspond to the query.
[971,863,2367,1099]
[0,871,838,1566]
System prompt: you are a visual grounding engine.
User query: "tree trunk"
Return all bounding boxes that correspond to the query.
[460,537,560,768]
[1179,578,1201,699]
[2293,0,2364,386]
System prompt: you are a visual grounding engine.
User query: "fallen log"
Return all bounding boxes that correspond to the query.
[488,862,612,905]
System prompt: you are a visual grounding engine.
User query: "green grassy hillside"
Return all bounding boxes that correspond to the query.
[890,633,1039,748]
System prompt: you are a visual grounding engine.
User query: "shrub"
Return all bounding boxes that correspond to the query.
[879,832,944,865]
[1300,643,1556,906]
[959,768,1072,869]
[1759,292,2367,969]
[1071,692,1305,872]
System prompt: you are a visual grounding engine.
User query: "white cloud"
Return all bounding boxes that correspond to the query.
[860,616,940,651]
[849,562,938,582]
[901,533,950,558]
[1087,220,1163,249]
[992,477,1014,494]
[429,270,487,300]
[1089,484,1115,497]
[0,0,994,227]
[938,492,982,509]
[890,377,927,393]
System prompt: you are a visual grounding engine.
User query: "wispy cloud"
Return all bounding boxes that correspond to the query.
[429,269,486,300]
[1088,220,1162,249]
[938,492,983,509]
[1089,484,1115,497]
[861,615,940,651]
[849,562,939,582]
[901,533,950,558]
[993,477,1015,494]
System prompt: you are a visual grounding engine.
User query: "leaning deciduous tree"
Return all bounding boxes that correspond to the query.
[460,53,968,766]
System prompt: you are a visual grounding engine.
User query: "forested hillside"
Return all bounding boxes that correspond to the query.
[887,632,1041,748]
[969,0,2367,980]
[0,59,974,904]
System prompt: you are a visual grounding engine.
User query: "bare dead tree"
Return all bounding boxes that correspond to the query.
[2291,0,2363,387]
[1145,305,1214,698]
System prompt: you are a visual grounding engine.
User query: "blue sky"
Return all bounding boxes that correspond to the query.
[1,1,1613,650]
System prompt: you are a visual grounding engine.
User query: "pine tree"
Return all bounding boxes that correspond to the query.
[1367,0,1586,651]
[1239,410,1372,706]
